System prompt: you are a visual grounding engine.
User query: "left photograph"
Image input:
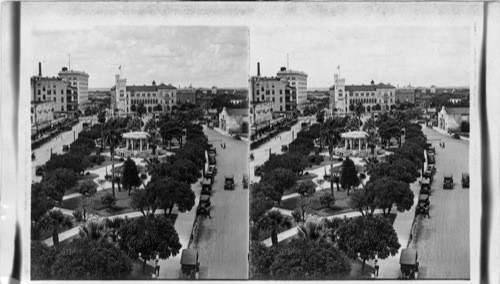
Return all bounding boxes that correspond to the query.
[29,25,249,280]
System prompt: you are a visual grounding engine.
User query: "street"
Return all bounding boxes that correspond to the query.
[31,117,94,182]
[194,128,249,279]
[411,126,470,279]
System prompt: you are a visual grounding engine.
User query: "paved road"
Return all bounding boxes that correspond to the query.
[31,117,95,182]
[411,127,470,279]
[193,128,249,279]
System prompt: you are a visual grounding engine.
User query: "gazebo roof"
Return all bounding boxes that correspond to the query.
[122,131,150,139]
[341,131,369,139]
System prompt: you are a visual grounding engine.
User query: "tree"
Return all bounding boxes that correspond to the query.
[337,215,401,273]
[261,168,297,204]
[348,187,377,216]
[289,137,314,156]
[297,219,334,243]
[153,178,195,215]
[118,215,182,271]
[355,101,365,118]
[262,152,308,175]
[368,177,414,216]
[319,192,336,209]
[258,210,292,247]
[269,239,351,279]
[97,110,107,124]
[75,180,97,197]
[121,157,142,196]
[41,168,78,204]
[249,194,275,224]
[249,241,276,279]
[316,110,325,150]
[296,196,314,221]
[135,102,147,118]
[131,188,158,216]
[31,182,55,239]
[102,118,123,197]
[31,240,59,279]
[340,157,360,196]
[294,180,317,197]
[349,103,355,112]
[38,210,73,247]
[78,195,97,221]
[51,238,132,279]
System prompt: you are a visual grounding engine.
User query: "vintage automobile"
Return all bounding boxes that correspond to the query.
[208,153,216,165]
[207,144,216,155]
[420,178,431,195]
[201,179,212,195]
[281,145,288,152]
[208,165,217,175]
[204,170,214,184]
[452,133,461,139]
[423,171,433,183]
[443,172,454,189]
[427,145,435,154]
[224,174,235,190]
[427,153,435,165]
[31,153,36,161]
[62,144,70,152]
[427,165,436,175]
[415,194,430,214]
[242,174,249,189]
[461,172,469,188]
[180,249,200,279]
[233,134,242,140]
[199,193,211,207]
[400,249,419,279]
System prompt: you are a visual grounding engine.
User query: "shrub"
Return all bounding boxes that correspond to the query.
[119,158,125,162]
[101,192,117,209]
[337,157,344,161]
[319,193,336,209]
[73,210,83,222]
[291,209,302,223]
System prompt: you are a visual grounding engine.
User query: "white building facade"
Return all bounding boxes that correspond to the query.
[58,67,89,111]
[276,67,308,112]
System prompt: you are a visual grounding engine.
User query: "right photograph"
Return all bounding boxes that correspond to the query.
[248,26,471,280]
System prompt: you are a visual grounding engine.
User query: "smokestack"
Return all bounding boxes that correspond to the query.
[257,62,260,76]
[38,62,42,76]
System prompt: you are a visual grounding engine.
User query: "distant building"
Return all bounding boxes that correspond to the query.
[31,63,78,114]
[249,63,297,114]
[211,86,217,95]
[414,90,433,109]
[330,74,396,115]
[430,85,436,94]
[58,67,89,111]
[218,107,249,134]
[111,74,177,116]
[395,86,415,104]
[88,89,111,100]
[277,67,308,112]
[438,106,469,132]
[177,85,197,105]
[250,101,273,133]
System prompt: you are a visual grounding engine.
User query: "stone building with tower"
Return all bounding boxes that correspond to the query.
[111,74,177,116]
[329,74,396,115]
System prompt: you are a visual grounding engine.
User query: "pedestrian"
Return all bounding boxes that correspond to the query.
[424,206,431,219]
[207,207,212,219]
[443,142,445,148]
[155,259,160,276]
[224,142,226,149]
[374,259,380,276]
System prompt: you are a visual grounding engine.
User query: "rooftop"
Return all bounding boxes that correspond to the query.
[122,131,150,139]
[442,107,469,115]
[341,131,369,139]
[224,107,248,116]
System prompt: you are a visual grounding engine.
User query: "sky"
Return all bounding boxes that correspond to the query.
[29,26,249,88]
[250,26,471,89]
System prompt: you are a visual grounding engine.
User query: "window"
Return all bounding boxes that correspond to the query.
[61,97,64,103]
[37,90,41,95]
[280,90,283,95]
[61,90,63,95]
[280,97,283,103]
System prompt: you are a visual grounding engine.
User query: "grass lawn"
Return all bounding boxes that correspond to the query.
[61,188,134,216]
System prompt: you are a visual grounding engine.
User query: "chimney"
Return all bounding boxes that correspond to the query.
[257,62,260,76]
[38,62,42,76]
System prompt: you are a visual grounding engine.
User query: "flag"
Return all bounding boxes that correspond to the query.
[118,66,121,70]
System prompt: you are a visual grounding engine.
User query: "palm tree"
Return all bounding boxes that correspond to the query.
[78,216,106,241]
[258,210,292,247]
[102,118,123,197]
[38,210,73,247]
[297,219,334,243]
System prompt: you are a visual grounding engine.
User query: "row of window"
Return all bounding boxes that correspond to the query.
[348,98,393,104]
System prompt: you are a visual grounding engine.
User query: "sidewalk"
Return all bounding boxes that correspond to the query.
[212,126,249,142]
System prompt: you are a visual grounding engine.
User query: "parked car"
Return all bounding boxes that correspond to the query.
[62,144,70,152]
[452,133,461,139]
[462,172,469,188]
[415,194,430,214]
[420,178,431,195]
[204,170,214,183]
[224,174,235,190]
[233,134,241,140]
[423,171,433,183]
[201,179,212,195]
[35,165,44,176]
[199,193,211,207]
[443,172,454,189]
[400,249,419,279]
[427,165,436,175]
[281,145,288,152]
[208,153,216,165]
[427,146,435,154]
[180,249,200,279]
[208,165,217,175]
[254,165,262,177]
[242,174,249,189]
[427,154,435,165]
[31,153,36,161]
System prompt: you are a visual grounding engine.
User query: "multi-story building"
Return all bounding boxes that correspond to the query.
[329,74,396,115]
[177,85,197,105]
[31,63,79,114]
[111,74,177,116]
[250,66,297,114]
[395,86,415,104]
[58,67,89,111]
[249,101,273,133]
[276,67,308,112]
